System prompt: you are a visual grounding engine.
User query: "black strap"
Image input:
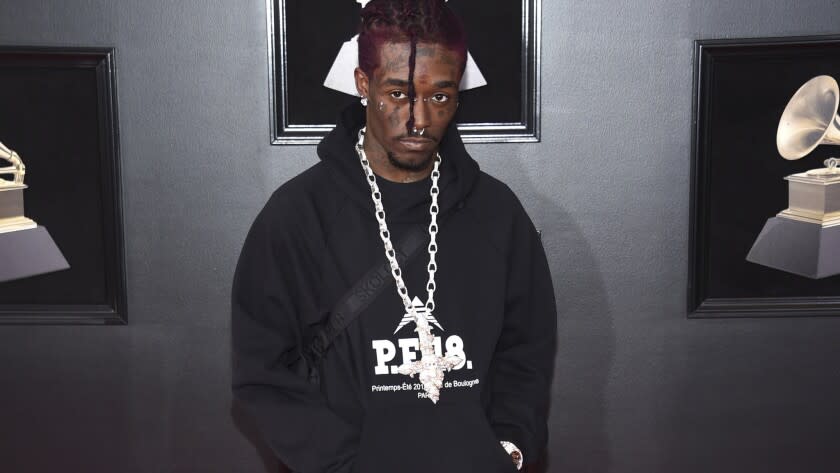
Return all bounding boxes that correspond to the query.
[303,224,429,365]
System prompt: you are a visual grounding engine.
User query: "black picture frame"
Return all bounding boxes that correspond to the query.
[266,0,541,145]
[0,46,126,325]
[689,35,840,318]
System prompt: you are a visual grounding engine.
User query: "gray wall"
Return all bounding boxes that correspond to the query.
[2,1,840,472]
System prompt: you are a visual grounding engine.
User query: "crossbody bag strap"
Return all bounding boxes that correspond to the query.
[303,223,428,365]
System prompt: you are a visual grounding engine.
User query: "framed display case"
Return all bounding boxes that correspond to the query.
[0,46,126,325]
[689,35,840,318]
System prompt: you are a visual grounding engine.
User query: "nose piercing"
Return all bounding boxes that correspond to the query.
[412,127,426,136]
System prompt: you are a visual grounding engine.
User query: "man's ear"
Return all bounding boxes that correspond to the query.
[354,67,370,99]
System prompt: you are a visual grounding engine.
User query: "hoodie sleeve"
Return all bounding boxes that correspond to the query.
[231,195,358,473]
[488,200,557,467]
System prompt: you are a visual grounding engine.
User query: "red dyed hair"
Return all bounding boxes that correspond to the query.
[357,0,468,78]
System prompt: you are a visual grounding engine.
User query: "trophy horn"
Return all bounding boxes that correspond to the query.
[777,75,840,161]
[0,141,26,185]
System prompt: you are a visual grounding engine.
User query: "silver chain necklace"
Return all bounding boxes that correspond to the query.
[355,127,461,403]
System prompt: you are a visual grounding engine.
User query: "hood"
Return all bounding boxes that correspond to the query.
[317,103,480,223]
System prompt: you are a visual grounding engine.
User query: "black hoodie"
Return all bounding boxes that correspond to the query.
[232,104,556,473]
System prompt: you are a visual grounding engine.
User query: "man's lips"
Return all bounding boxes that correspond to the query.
[398,137,435,150]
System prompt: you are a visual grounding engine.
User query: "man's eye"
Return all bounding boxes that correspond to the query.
[432,94,449,104]
[390,91,407,100]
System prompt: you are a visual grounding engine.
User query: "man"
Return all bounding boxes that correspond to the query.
[232,1,556,472]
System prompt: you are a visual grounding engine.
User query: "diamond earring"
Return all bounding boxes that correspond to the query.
[361,96,368,107]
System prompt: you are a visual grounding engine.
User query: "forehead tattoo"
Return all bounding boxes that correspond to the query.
[416,45,436,58]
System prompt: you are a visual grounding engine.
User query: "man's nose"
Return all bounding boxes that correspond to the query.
[412,98,431,131]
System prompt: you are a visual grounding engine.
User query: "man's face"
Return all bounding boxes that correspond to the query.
[355,41,462,172]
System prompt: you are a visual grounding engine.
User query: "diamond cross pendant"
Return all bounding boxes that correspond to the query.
[394,297,462,403]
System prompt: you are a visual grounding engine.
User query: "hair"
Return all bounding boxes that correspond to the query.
[358,0,468,77]
[358,0,468,133]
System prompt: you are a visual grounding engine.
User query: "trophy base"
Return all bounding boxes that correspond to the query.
[746,216,840,279]
[0,215,37,234]
[0,226,70,283]
[0,184,27,222]
[777,209,840,227]
[784,171,840,221]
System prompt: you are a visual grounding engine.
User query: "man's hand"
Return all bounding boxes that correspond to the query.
[510,449,522,467]
[500,441,523,470]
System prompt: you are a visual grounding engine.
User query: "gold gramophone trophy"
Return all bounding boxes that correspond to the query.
[0,141,37,233]
[746,75,840,278]
[0,141,68,282]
